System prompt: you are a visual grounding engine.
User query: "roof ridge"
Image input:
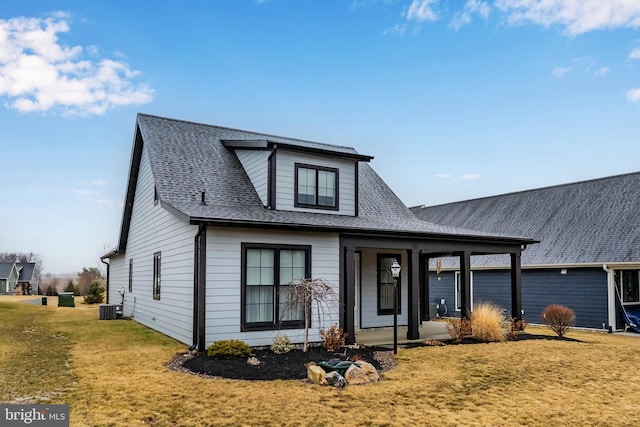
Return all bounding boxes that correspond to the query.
[137,113,359,153]
[416,170,640,209]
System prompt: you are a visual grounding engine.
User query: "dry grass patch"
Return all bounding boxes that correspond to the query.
[2,297,640,426]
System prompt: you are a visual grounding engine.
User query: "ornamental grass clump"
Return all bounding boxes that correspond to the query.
[470,302,509,342]
[207,339,251,359]
[542,304,575,337]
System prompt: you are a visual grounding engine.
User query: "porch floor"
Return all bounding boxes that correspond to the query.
[355,320,451,347]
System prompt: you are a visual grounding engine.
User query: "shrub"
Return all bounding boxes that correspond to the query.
[470,302,509,342]
[83,281,105,304]
[446,318,472,342]
[541,304,575,337]
[207,339,251,359]
[319,324,348,352]
[270,334,292,354]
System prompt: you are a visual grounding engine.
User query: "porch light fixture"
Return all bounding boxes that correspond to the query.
[390,259,401,354]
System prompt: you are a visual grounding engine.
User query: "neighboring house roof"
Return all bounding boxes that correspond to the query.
[411,172,640,267]
[16,263,36,282]
[0,263,16,279]
[110,114,534,255]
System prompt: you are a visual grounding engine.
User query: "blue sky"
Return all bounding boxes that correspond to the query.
[1,0,639,274]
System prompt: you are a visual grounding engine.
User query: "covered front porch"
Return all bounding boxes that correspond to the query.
[355,322,451,346]
[339,232,536,345]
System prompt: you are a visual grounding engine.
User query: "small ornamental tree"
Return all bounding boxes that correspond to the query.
[541,304,575,337]
[281,278,338,352]
[84,281,105,304]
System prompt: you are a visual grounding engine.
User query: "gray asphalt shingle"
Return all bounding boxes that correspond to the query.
[137,114,532,242]
[411,172,640,266]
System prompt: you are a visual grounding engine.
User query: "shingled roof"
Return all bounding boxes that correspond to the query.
[112,114,534,253]
[411,172,640,267]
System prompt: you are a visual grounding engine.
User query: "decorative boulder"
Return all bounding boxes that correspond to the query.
[355,361,380,382]
[325,371,347,388]
[307,364,327,385]
[344,364,369,385]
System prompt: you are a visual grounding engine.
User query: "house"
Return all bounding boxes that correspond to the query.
[411,172,640,331]
[16,263,38,295]
[101,114,535,350]
[0,263,19,294]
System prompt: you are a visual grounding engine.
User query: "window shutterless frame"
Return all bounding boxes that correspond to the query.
[152,252,161,300]
[240,243,311,331]
[377,253,401,315]
[128,259,133,292]
[294,163,339,211]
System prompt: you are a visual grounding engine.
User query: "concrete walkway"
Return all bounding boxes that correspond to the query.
[355,321,451,347]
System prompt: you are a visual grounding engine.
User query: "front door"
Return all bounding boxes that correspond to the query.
[354,252,361,329]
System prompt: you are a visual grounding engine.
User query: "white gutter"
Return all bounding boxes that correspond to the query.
[603,264,616,331]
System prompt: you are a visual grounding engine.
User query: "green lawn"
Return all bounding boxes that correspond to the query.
[2,296,640,426]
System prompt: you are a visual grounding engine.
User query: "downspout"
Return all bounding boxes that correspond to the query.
[101,257,110,304]
[190,224,204,351]
[603,264,615,332]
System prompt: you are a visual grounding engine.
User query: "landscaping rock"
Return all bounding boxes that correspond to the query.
[344,364,369,385]
[325,371,346,388]
[355,360,380,382]
[307,364,327,385]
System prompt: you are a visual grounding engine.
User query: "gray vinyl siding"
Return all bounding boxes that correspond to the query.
[359,249,408,328]
[429,268,608,329]
[205,227,340,347]
[275,150,356,216]
[108,147,197,345]
[234,149,270,206]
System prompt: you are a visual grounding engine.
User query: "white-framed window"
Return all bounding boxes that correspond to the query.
[455,271,474,311]
[620,270,640,304]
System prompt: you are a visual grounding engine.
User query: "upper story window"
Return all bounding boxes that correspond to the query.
[295,163,338,210]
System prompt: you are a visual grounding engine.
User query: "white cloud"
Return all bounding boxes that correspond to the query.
[627,88,640,103]
[0,12,153,116]
[406,0,438,22]
[460,173,481,180]
[383,23,407,35]
[72,189,98,197]
[96,198,123,208]
[450,0,490,31]
[88,179,107,186]
[434,173,452,179]
[552,66,571,77]
[630,48,640,60]
[495,0,640,35]
[594,67,610,77]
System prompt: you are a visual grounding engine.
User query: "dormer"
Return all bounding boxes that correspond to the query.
[222,139,373,217]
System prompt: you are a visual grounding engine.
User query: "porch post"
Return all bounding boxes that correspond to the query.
[343,245,356,345]
[420,254,430,321]
[407,249,420,340]
[460,251,472,320]
[510,252,523,323]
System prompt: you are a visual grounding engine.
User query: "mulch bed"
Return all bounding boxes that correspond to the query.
[175,345,393,381]
[170,333,582,381]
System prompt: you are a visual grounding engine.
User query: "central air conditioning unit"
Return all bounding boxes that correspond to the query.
[99,304,122,320]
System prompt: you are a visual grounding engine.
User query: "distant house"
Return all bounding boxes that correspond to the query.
[411,172,640,331]
[0,262,38,295]
[0,263,19,294]
[16,263,38,295]
[102,114,535,349]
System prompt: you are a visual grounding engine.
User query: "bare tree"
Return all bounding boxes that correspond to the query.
[280,278,338,352]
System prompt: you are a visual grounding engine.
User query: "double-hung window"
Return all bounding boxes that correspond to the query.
[295,163,338,210]
[377,254,401,315]
[242,244,310,330]
[153,252,161,300]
